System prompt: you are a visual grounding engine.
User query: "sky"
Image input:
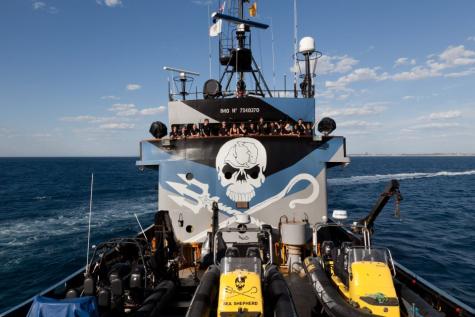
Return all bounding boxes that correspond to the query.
[1,0,475,156]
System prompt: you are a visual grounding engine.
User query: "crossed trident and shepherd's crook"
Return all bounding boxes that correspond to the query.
[224,286,258,299]
[167,172,320,243]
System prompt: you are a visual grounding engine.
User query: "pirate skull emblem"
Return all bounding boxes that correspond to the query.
[235,275,247,291]
[216,138,267,202]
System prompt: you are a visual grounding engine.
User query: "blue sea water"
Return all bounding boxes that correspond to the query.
[0,156,474,312]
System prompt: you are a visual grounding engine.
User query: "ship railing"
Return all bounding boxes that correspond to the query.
[167,120,315,139]
[168,89,314,101]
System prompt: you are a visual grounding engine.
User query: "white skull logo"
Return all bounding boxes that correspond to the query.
[216,138,267,202]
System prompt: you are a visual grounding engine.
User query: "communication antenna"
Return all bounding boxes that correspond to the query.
[296,37,322,98]
[208,3,212,78]
[85,173,94,274]
[134,213,148,242]
[163,66,200,100]
[293,0,298,97]
[265,16,277,92]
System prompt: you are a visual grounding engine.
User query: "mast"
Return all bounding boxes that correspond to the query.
[208,3,212,78]
[214,0,272,97]
[293,0,298,97]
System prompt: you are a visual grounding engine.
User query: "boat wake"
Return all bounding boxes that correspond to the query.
[0,200,156,248]
[328,170,475,186]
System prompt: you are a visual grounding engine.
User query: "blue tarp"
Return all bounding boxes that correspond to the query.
[26,296,99,317]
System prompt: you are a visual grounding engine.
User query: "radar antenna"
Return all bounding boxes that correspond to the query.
[213,0,272,97]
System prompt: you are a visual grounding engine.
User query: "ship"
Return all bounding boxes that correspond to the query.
[2,1,475,317]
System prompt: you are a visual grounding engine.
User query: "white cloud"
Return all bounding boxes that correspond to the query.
[428,110,461,120]
[338,120,381,128]
[32,1,58,13]
[126,84,141,91]
[101,95,120,100]
[402,95,415,100]
[410,122,460,130]
[325,67,387,90]
[192,0,214,5]
[317,55,359,75]
[444,67,475,78]
[321,103,387,117]
[468,36,475,42]
[108,103,166,116]
[60,115,120,124]
[97,0,123,7]
[439,45,475,67]
[60,115,97,122]
[32,1,46,10]
[394,57,416,67]
[324,44,475,90]
[109,103,138,116]
[32,133,52,138]
[392,65,440,81]
[415,110,462,124]
[140,106,167,116]
[393,45,475,81]
[99,123,135,130]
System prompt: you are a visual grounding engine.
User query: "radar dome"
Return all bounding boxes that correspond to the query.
[299,36,315,53]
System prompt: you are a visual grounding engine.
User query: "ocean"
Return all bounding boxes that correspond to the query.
[0,156,474,312]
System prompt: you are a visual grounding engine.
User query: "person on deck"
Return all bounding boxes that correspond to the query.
[295,119,305,135]
[190,124,200,137]
[305,123,313,136]
[179,126,189,139]
[282,121,293,135]
[274,121,282,135]
[219,121,229,136]
[238,122,247,136]
[269,122,277,135]
[248,122,257,135]
[201,118,211,137]
[229,123,239,136]
[169,125,179,139]
[257,117,268,135]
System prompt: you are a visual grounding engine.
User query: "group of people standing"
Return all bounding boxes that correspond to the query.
[169,117,314,139]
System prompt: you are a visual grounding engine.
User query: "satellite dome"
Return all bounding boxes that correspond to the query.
[299,36,316,53]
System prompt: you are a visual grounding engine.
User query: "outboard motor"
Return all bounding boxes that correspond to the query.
[108,262,131,309]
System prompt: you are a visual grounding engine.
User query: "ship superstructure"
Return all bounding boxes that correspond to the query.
[138,0,348,245]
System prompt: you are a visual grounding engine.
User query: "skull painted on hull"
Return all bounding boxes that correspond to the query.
[216,138,267,202]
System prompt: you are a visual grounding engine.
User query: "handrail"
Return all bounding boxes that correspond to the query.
[168,89,315,101]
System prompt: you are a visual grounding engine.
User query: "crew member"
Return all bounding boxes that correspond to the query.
[169,125,179,139]
[269,122,277,135]
[295,119,305,135]
[229,123,239,136]
[305,123,313,136]
[179,126,189,139]
[282,121,293,135]
[190,124,200,137]
[238,122,247,136]
[219,121,229,136]
[257,117,267,135]
[248,122,257,135]
[201,118,211,137]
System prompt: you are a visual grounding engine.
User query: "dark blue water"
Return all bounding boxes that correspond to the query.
[0,156,474,312]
